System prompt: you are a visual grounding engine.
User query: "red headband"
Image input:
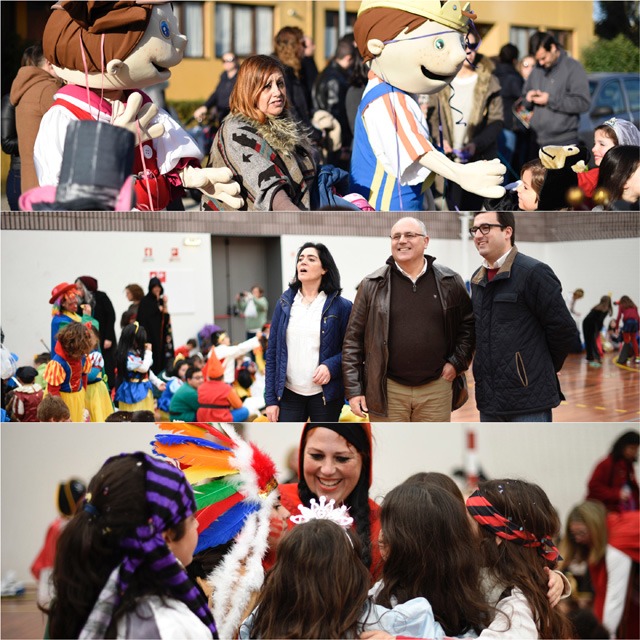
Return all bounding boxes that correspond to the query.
[466,490,562,562]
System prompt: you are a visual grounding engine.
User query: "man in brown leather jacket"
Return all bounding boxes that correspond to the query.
[342,217,474,421]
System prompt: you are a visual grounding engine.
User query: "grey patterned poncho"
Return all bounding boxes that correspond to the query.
[204,112,316,211]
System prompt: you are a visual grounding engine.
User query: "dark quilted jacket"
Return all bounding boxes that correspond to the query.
[265,286,352,406]
[470,247,579,415]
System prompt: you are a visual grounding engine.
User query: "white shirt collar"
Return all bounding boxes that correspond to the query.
[394,257,427,284]
[482,247,513,270]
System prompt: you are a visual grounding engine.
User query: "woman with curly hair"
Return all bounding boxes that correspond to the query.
[204,54,316,211]
[46,453,216,639]
[274,423,381,580]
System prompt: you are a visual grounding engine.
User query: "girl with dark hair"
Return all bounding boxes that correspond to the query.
[587,430,640,512]
[277,424,381,578]
[46,453,216,639]
[595,145,640,209]
[114,322,165,412]
[375,482,492,637]
[205,54,316,211]
[467,479,574,639]
[581,295,613,367]
[265,243,352,422]
[241,518,444,639]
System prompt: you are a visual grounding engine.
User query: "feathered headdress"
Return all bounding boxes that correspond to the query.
[152,422,278,640]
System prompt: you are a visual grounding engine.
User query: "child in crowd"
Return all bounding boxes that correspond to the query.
[43,322,93,422]
[6,365,43,421]
[196,350,254,422]
[614,295,640,364]
[156,357,190,421]
[467,479,573,638]
[31,478,86,607]
[582,295,613,368]
[46,452,217,639]
[114,322,165,412]
[606,319,623,352]
[34,352,50,390]
[579,118,640,198]
[84,325,114,422]
[36,395,71,422]
[516,159,546,211]
[241,510,445,639]
[595,145,640,209]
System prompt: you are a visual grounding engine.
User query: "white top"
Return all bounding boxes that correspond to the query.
[214,337,260,384]
[285,290,327,396]
[394,257,428,284]
[603,544,633,638]
[450,74,478,150]
[361,76,434,186]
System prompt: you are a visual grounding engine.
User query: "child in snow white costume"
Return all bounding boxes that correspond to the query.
[350,0,506,211]
[34,1,242,211]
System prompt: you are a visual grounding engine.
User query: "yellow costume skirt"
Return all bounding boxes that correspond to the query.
[118,390,154,413]
[85,382,115,422]
[60,389,87,422]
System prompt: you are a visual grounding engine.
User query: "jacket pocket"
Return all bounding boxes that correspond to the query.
[515,351,529,387]
[494,292,520,323]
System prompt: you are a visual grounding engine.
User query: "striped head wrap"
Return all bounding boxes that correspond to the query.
[466,489,562,562]
[80,452,217,638]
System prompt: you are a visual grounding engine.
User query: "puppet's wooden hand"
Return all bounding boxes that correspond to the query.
[111,92,164,143]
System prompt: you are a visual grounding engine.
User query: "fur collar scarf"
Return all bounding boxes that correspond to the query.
[233,112,312,156]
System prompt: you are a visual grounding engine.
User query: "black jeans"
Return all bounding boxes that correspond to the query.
[278,387,343,422]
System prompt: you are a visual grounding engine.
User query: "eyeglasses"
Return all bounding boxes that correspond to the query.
[222,57,236,63]
[390,232,426,241]
[468,223,505,237]
[465,40,479,51]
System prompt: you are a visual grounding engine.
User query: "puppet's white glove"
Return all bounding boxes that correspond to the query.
[420,150,507,200]
[179,166,244,210]
[111,92,165,143]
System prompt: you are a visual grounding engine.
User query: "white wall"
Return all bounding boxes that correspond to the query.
[1,231,214,366]
[2,422,635,585]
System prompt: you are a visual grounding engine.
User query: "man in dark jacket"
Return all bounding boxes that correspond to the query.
[342,217,474,422]
[469,210,579,421]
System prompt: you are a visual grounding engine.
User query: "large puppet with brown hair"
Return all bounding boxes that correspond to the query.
[33,1,242,211]
[350,0,506,211]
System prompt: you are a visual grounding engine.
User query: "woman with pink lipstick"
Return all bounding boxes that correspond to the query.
[265,242,352,422]
[204,54,317,211]
[276,423,382,580]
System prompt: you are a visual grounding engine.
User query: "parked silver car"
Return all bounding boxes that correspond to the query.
[578,72,640,151]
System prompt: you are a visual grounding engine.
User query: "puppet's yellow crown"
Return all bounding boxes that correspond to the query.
[357,0,474,33]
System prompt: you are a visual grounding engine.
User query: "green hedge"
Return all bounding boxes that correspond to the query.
[582,34,640,73]
[167,100,203,125]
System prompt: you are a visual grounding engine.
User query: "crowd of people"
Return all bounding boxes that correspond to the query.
[3,19,639,212]
[2,213,638,424]
[25,423,639,639]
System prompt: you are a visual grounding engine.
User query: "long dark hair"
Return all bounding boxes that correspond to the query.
[290,242,342,294]
[297,424,372,570]
[611,430,640,460]
[596,145,640,203]
[474,479,574,639]
[250,520,370,638]
[115,323,148,388]
[46,455,190,639]
[377,483,492,636]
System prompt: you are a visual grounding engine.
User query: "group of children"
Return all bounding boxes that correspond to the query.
[503,118,640,211]
[40,423,608,640]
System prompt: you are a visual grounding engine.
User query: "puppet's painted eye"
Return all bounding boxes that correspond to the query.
[434,39,445,50]
[160,20,171,38]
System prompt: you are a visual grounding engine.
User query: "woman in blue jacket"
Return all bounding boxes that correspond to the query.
[265,242,352,422]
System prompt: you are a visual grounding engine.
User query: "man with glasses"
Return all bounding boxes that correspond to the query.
[343,217,474,421]
[522,32,590,151]
[469,211,579,422]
